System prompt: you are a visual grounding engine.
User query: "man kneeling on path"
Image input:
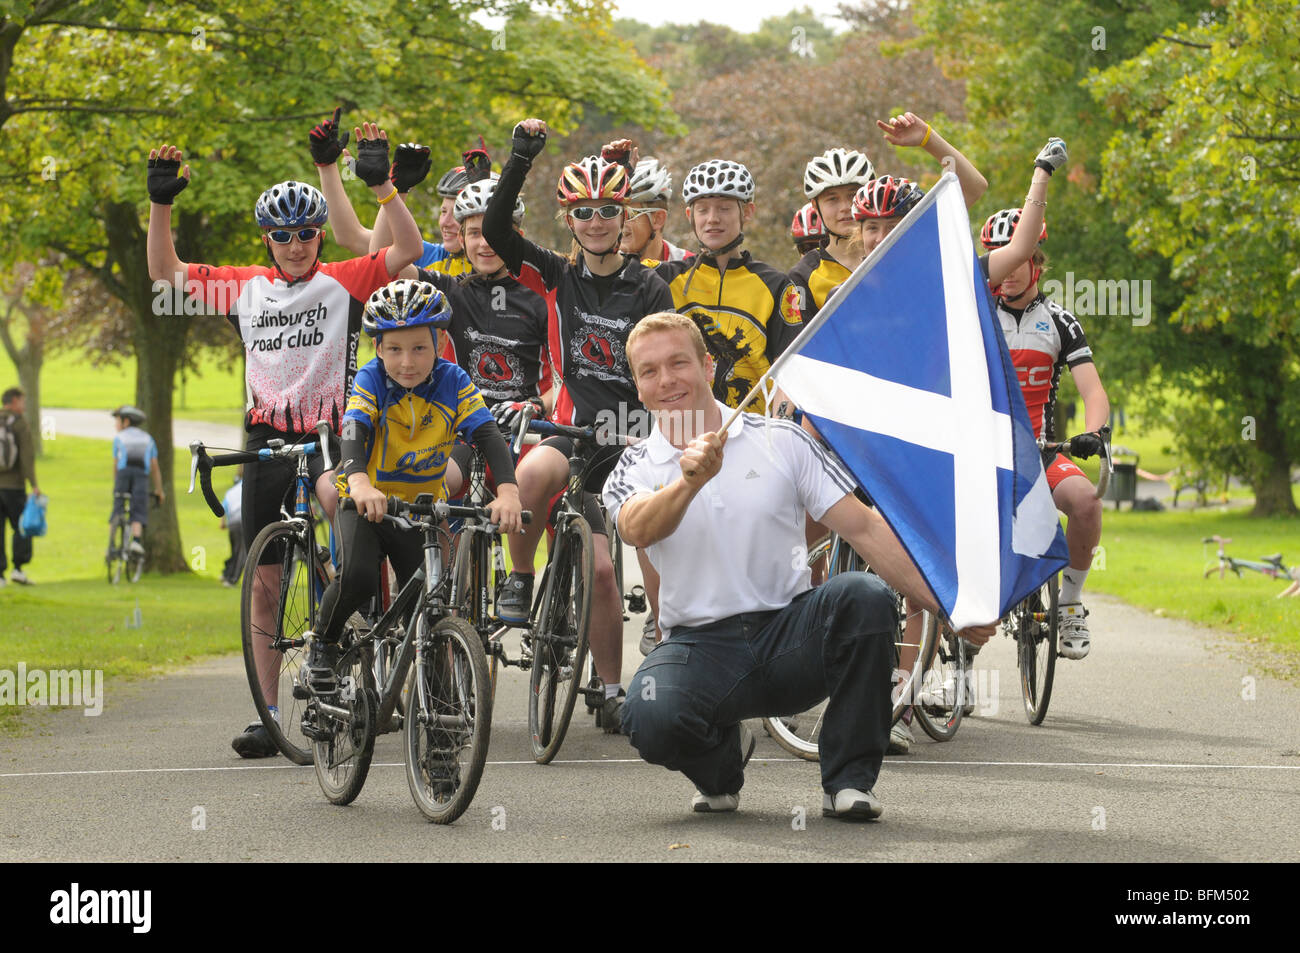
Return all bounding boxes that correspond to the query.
[603,313,995,819]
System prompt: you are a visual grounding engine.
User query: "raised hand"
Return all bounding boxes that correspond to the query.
[309,106,350,166]
[391,142,432,193]
[1034,137,1068,175]
[876,111,928,147]
[147,144,191,205]
[352,121,391,187]
[511,119,548,161]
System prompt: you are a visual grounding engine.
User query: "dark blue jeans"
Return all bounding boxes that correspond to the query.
[621,572,897,797]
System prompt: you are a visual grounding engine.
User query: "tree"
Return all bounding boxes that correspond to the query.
[0,0,678,570]
[1088,0,1300,515]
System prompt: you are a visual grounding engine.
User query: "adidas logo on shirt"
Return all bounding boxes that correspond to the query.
[746,469,760,479]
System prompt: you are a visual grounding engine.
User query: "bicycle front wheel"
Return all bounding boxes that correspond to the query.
[1018,574,1059,725]
[915,621,967,742]
[312,637,377,805]
[241,521,322,765]
[528,516,593,764]
[404,614,491,824]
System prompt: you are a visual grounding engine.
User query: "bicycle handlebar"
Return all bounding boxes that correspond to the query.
[340,495,532,529]
[1041,426,1113,499]
[187,422,336,518]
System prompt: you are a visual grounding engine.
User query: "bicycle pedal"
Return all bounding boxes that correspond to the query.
[626,584,647,613]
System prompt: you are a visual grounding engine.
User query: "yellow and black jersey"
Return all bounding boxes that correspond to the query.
[427,253,473,278]
[656,251,803,412]
[788,247,852,322]
[337,357,492,502]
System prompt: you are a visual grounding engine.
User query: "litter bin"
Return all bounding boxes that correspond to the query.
[1103,446,1139,509]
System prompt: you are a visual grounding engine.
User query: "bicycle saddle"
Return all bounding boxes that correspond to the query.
[1261,553,1284,566]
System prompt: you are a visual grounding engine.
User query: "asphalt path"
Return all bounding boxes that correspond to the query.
[2,559,1297,862]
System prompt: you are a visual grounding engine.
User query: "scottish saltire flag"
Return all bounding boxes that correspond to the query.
[773,173,1068,630]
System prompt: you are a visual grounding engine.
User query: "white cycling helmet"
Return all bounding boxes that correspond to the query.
[627,157,673,204]
[803,148,874,199]
[453,174,524,225]
[681,159,755,204]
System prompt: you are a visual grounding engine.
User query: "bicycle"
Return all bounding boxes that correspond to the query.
[304,494,513,822]
[1007,427,1113,725]
[189,420,335,765]
[106,490,153,584]
[1202,535,1300,597]
[761,532,942,759]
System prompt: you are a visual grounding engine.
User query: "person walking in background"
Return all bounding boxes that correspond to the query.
[0,386,39,587]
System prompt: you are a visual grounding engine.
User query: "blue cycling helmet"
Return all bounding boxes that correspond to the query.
[255,181,329,228]
[362,280,452,337]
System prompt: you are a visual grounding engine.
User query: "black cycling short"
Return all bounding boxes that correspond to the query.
[111,468,150,526]
[242,423,339,562]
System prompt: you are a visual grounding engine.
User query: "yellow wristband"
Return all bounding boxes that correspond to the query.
[920,124,932,148]
[376,188,399,206]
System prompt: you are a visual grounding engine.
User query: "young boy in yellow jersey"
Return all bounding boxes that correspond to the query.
[304,279,521,690]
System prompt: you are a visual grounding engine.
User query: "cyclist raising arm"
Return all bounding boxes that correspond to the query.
[480,117,674,732]
[145,122,422,758]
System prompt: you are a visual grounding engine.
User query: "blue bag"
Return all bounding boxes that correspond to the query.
[19,493,47,538]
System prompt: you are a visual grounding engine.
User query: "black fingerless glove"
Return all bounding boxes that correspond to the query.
[511,123,546,164]
[390,142,432,193]
[147,156,189,205]
[1068,432,1104,460]
[354,135,391,187]
[462,147,493,184]
[309,107,349,166]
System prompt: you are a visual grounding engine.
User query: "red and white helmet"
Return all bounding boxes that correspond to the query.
[980,207,1047,249]
[803,148,874,199]
[790,202,824,243]
[852,176,924,220]
[681,159,755,204]
[556,156,630,206]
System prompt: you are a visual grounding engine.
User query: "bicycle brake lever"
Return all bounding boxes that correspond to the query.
[188,441,202,494]
[512,402,536,456]
[316,420,334,471]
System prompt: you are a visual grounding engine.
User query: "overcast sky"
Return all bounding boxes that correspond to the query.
[612,0,851,32]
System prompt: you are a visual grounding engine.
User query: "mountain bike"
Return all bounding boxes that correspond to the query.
[1008,427,1113,725]
[190,420,335,764]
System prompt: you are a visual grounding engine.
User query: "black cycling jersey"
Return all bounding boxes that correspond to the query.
[418,267,550,407]
[787,246,852,324]
[484,156,674,428]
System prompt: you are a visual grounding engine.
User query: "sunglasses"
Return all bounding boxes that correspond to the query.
[265,227,322,244]
[569,204,622,221]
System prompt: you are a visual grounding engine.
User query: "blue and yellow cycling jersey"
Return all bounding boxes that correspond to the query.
[338,356,492,501]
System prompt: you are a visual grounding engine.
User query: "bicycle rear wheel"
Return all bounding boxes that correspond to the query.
[915,621,967,742]
[1018,574,1059,725]
[529,516,593,764]
[404,614,491,824]
[311,637,377,805]
[241,521,322,765]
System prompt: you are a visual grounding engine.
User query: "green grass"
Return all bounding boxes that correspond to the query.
[0,435,243,733]
[1,347,244,416]
[1086,506,1300,655]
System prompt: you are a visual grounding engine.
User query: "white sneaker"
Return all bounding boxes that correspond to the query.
[822,787,883,820]
[0,576,7,588]
[1058,602,1091,659]
[887,718,912,755]
[692,791,739,813]
[127,541,145,558]
[940,669,976,717]
[9,568,31,585]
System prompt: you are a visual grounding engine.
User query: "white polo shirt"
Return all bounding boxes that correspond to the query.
[603,402,856,638]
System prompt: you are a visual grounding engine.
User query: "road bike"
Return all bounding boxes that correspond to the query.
[1202,535,1300,597]
[190,421,335,764]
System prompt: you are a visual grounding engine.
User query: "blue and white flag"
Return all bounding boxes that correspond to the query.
[773,173,1068,630]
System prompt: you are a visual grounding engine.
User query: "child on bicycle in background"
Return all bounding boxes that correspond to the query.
[303,279,522,691]
[109,406,165,558]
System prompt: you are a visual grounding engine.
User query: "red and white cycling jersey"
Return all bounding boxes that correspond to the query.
[186,251,391,433]
[996,294,1093,440]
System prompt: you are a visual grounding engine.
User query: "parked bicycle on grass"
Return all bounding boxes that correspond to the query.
[1203,535,1300,598]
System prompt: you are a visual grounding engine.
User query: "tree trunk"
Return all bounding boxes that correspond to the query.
[0,309,43,455]
[1249,395,1297,517]
[104,200,192,573]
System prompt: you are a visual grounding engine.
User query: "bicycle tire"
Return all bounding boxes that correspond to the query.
[528,515,593,764]
[915,621,967,742]
[107,518,125,585]
[240,521,322,765]
[1018,574,1059,725]
[404,614,491,824]
[312,637,377,805]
